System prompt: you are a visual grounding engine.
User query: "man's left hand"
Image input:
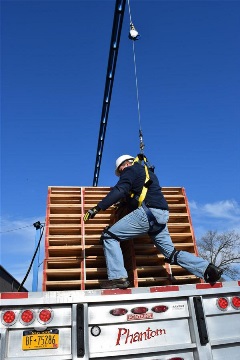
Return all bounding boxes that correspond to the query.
[84,206,100,221]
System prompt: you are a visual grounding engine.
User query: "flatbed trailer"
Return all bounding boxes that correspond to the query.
[1,281,240,359]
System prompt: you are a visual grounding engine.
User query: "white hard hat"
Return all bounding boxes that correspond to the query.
[115,155,134,176]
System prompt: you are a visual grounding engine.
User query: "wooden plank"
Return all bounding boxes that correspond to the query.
[45,269,81,278]
[168,213,189,223]
[49,215,82,224]
[133,245,159,255]
[137,277,170,286]
[48,224,82,229]
[48,225,82,235]
[172,274,201,284]
[47,245,83,250]
[49,204,82,208]
[50,187,81,194]
[170,233,194,242]
[133,235,194,244]
[45,258,83,269]
[50,200,81,204]
[135,255,165,267]
[85,268,108,280]
[48,238,82,246]
[162,187,182,191]
[49,219,81,225]
[47,246,83,257]
[50,194,81,199]
[45,280,82,285]
[85,256,107,268]
[168,204,188,211]
[85,268,107,274]
[47,235,82,240]
[49,214,81,218]
[168,224,191,233]
[164,194,185,200]
[45,280,82,291]
[85,245,104,256]
[136,266,167,278]
[49,205,82,214]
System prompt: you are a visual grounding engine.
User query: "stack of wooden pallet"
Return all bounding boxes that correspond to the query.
[43,186,201,291]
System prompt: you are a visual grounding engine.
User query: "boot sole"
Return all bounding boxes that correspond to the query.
[101,281,130,289]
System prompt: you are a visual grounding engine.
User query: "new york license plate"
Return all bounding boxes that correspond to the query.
[22,329,59,350]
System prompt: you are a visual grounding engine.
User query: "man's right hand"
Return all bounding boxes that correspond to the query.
[83,206,100,222]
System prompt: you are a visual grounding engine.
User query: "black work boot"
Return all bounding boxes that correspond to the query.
[204,263,223,284]
[100,278,130,289]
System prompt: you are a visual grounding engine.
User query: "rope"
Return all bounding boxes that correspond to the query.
[132,42,142,135]
[127,0,144,152]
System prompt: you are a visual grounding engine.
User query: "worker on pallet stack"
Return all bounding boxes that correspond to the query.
[84,154,223,289]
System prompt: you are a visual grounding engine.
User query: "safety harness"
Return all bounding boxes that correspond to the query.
[102,154,163,237]
[100,153,181,265]
[130,154,153,207]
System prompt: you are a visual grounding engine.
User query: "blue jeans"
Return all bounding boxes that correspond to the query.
[102,206,209,280]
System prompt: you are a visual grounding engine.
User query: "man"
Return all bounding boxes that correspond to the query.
[84,154,223,289]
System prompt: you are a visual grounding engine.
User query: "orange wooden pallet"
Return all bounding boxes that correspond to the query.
[43,186,200,290]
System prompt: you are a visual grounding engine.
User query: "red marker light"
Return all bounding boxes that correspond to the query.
[217,297,229,310]
[2,310,16,325]
[38,308,53,323]
[131,307,148,314]
[152,305,168,313]
[20,309,35,324]
[231,296,240,310]
[110,308,128,316]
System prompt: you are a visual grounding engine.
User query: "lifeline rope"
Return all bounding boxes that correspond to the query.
[127,0,144,152]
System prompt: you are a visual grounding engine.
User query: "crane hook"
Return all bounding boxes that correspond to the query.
[139,129,144,153]
[128,22,141,41]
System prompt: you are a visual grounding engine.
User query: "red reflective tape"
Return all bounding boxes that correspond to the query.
[238,281,240,286]
[101,289,132,295]
[196,283,223,289]
[0,292,28,299]
[150,285,179,292]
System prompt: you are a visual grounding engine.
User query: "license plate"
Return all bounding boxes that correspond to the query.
[22,329,59,350]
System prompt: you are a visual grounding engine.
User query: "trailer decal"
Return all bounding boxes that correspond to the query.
[115,326,166,345]
[127,313,153,321]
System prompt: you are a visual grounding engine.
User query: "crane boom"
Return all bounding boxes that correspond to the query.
[92,0,126,186]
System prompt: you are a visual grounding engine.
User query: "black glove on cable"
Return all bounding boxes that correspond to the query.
[83,205,100,222]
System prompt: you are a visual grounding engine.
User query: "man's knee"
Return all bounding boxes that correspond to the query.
[100,226,122,244]
[165,248,181,265]
[148,223,166,235]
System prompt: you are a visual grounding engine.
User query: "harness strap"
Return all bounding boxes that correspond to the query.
[141,202,157,228]
[141,202,166,235]
[131,154,152,207]
[165,249,181,265]
[149,223,166,236]
[100,226,122,244]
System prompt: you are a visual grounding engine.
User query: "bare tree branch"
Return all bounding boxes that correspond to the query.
[197,230,240,280]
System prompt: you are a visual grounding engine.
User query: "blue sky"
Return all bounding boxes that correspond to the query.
[1,0,240,291]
